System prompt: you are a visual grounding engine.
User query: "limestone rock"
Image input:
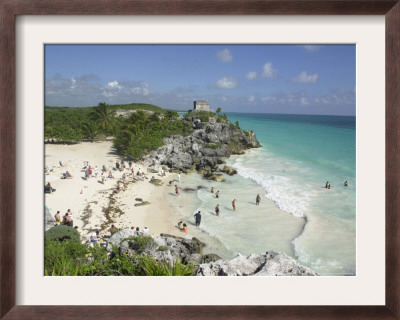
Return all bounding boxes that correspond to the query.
[222,165,237,176]
[196,251,318,277]
[44,206,56,231]
[108,228,136,247]
[253,251,318,276]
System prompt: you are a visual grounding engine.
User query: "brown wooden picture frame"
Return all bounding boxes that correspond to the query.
[1,1,399,319]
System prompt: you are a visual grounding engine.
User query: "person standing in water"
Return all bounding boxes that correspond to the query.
[194,211,201,226]
[344,181,348,186]
[325,181,329,188]
[256,194,261,205]
[216,190,220,198]
[232,199,236,211]
[211,187,214,193]
[215,204,220,216]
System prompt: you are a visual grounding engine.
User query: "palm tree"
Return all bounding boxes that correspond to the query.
[91,103,116,135]
[129,109,147,125]
[82,121,99,142]
[235,120,240,128]
[216,107,222,114]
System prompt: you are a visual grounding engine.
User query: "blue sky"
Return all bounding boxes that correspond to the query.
[45,44,355,115]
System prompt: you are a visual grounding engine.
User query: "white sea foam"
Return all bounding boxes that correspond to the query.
[232,161,311,218]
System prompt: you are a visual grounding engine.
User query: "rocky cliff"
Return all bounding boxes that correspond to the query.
[107,229,318,276]
[145,115,261,173]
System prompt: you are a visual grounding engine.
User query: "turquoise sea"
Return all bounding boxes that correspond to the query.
[171,113,356,276]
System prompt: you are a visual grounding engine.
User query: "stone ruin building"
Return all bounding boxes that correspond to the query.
[193,100,210,111]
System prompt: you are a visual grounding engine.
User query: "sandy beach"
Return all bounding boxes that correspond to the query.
[45,140,185,243]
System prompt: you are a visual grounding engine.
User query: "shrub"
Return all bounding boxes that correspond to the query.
[45,226,80,242]
[44,240,89,276]
[158,246,168,251]
[126,236,155,254]
[141,257,196,276]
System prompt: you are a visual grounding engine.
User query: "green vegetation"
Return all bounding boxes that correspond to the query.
[203,142,222,149]
[44,102,169,143]
[184,110,216,123]
[142,257,196,276]
[113,109,192,160]
[44,236,196,276]
[124,236,155,254]
[45,103,193,157]
[45,226,81,242]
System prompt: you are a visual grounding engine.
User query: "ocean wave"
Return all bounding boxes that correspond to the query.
[231,161,311,218]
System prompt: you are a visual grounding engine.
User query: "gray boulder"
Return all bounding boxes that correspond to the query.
[253,251,318,276]
[44,206,56,231]
[108,228,136,246]
[196,251,318,276]
[196,253,266,276]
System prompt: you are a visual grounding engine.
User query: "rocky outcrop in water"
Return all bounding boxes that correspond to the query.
[107,229,318,276]
[145,115,261,173]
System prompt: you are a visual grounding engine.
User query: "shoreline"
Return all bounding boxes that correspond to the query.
[45,140,305,260]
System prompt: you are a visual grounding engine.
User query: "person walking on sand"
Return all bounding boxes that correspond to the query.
[215,204,220,216]
[194,211,202,227]
[178,173,181,182]
[216,190,220,198]
[232,199,236,211]
[175,185,179,196]
[116,182,121,193]
[256,194,261,205]
[122,172,126,183]
[94,166,99,177]
[101,173,105,184]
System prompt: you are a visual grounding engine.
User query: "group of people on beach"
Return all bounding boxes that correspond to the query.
[54,209,74,227]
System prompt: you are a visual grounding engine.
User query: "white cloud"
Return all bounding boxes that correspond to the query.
[102,81,122,97]
[302,45,320,52]
[216,48,233,62]
[300,97,310,105]
[261,62,278,78]
[260,88,355,109]
[107,81,121,89]
[216,76,238,89]
[246,71,258,80]
[248,96,255,102]
[291,71,319,84]
[131,87,149,96]
[70,78,76,89]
